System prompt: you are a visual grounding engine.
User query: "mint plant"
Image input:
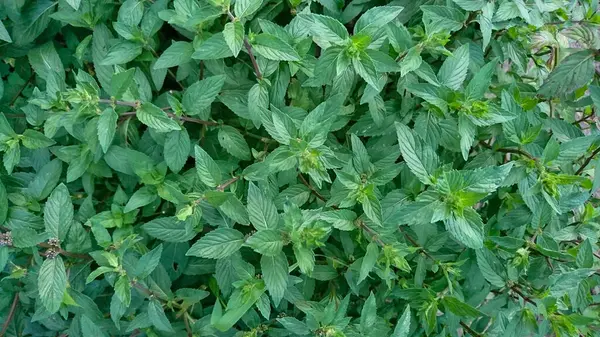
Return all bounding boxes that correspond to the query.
[1,0,600,336]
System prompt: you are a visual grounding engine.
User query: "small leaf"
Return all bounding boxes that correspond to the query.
[358,242,379,284]
[246,229,284,256]
[164,129,190,173]
[392,305,411,337]
[252,34,300,61]
[182,75,226,115]
[135,244,163,279]
[234,0,263,18]
[98,108,118,153]
[114,275,131,307]
[99,40,142,65]
[44,184,73,241]
[21,129,55,149]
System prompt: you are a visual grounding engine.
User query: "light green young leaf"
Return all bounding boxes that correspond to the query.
[576,239,593,268]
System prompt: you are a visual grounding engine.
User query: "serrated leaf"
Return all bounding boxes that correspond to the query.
[137,103,181,132]
[218,126,250,160]
[576,239,593,268]
[444,208,483,249]
[182,75,226,115]
[194,145,222,187]
[246,229,284,256]
[186,228,244,259]
[248,182,279,230]
[234,0,263,18]
[538,50,595,97]
[261,252,288,306]
[154,41,194,69]
[358,242,379,284]
[224,22,244,57]
[438,44,470,90]
[98,108,117,153]
[392,305,411,337]
[135,244,163,279]
[148,299,174,332]
[395,122,437,185]
[252,34,300,61]
[38,256,67,313]
[99,40,142,65]
[142,217,196,242]
[44,184,73,241]
[164,129,190,173]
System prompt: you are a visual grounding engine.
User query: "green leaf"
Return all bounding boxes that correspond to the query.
[442,296,483,317]
[137,103,181,132]
[194,145,222,187]
[246,229,284,256]
[182,75,226,115]
[392,305,411,337]
[97,108,118,153]
[223,21,244,57]
[438,44,470,90]
[164,129,190,173]
[99,41,142,65]
[252,34,301,61]
[38,256,67,313]
[0,181,7,224]
[465,59,497,100]
[234,0,263,18]
[142,217,196,242]
[444,208,484,249]
[475,248,506,287]
[186,228,244,259]
[44,184,73,241]
[576,239,593,268]
[192,33,234,60]
[358,242,379,284]
[28,42,65,81]
[135,244,163,279]
[395,122,437,185]
[360,292,377,330]
[218,125,251,160]
[110,68,136,99]
[353,53,379,89]
[154,41,194,69]
[3,142,20,174]
[421,5,466,34]
[278,317,310,335]
[400,47,422,77]
[21,129,55,149]
[301,14,349,45]
[0,21,12,43]
[538,50,595,97]
[261,252,288,306]
[114,275,131,307]
[248,182,279,230]
[148,299,174,332]
[354,6,404,37]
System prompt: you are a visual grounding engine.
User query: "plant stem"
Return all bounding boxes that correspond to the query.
[9,74,34,107]
[398,226,437,262]
[460,321,482,337]
[298,174,328,203]
[216,176,240,191]
[510,286,536,306]
[0,293,19,337]
[575,147,600,175]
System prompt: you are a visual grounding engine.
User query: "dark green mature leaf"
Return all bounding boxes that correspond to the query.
[148,299,174,332]
[38,257,67,313]
[194,145,222,187]
[218,126,250,160]
[223,22,244,57]
[539,50,595,97]
[438,44,469,90]
[44,184,73,241]
[248,182,279,230]
[186,228,244,259]
[392,305,411,337]
[252,34,301,61]
[99,41,143,65]
[137,103,181,132]
[154,41,194,69]
[164,129,190,173]
[261,252,288,306]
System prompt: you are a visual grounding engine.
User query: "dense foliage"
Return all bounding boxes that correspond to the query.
[1,0,600,336]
